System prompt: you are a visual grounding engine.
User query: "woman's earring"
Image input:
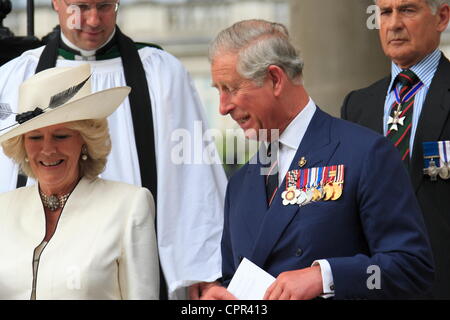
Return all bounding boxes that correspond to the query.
[81,145,88,161]
[25,157,29,163]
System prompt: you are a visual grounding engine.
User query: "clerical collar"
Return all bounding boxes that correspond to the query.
[60,28,117,60]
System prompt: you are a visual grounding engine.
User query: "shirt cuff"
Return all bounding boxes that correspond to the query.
[312,259,335,299]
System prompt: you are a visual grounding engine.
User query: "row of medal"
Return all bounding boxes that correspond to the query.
[281,165,345,206]
[423,141,450,181]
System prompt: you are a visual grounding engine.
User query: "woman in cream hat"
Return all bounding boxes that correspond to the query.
[0,64,159,299]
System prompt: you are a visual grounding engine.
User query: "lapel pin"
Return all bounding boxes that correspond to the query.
[298,157,307,168]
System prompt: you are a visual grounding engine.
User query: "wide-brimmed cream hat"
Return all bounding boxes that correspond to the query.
[0,64,130,143]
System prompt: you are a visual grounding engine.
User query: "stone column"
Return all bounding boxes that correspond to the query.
[290,0,390,117]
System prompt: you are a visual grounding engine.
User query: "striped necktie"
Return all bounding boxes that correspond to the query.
[265,143,279,206]
[386,69,422,168]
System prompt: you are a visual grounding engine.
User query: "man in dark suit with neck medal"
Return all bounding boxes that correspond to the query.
[341,0,450,299]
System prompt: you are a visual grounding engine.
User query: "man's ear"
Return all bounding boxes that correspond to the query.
[51,0,59,11]
[267,65,286,96]
[437,4,450,32]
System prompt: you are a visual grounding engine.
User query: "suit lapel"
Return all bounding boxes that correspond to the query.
[364,77,390,134]
[239,155,274,240]
[411,56,450,191]
[250,108,340,267]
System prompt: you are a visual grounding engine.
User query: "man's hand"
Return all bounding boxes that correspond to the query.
[263,265,323,300]
[188,281,222,300]
[199,284,238,300]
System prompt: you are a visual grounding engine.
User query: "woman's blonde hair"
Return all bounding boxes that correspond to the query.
[1,119,111,180]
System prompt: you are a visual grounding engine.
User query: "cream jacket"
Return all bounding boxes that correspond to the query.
[0,177,159,300]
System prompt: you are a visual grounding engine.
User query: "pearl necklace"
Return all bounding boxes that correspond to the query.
[39,191,70,211]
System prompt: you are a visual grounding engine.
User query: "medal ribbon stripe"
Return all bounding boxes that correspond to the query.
[303,169,309,191]
[438,141,450,164]
[320,166,326,188]
[298,169,304,190]
[438,141,450,180]
[394,81,423,105]
[339,165,345,184]
[315,167,323,189]
[322,166,328,185]
[310,168,315,188]
[423,142,440,168]
[286,170,297,188]
[329,165,337,183]
[336,165,342,184]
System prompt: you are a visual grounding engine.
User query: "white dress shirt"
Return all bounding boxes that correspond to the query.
[275,98,335,298]
[383,49,441,155]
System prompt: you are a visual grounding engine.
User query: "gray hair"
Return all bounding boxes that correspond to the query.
[420,0,448,13]
[1,119,111,181]
[209,19,304,86]
[374,0,449,14]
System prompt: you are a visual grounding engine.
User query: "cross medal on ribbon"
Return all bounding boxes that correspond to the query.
[387,79,423,132]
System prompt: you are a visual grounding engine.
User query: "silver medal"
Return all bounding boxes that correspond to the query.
[439,163,450,180]
[297,191,307,206]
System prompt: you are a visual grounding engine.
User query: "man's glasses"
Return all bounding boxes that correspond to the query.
[63,0,119,14]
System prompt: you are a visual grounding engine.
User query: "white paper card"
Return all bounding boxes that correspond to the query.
[227,258,276,300]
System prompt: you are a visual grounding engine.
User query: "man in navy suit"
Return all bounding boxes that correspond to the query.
[341,0,450,299]
[202,19,434,300]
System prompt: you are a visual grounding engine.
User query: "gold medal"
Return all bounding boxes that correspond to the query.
[311,187,321,201]
[323,183,333,201]
[331,182,342,200]
[285,190,295,201]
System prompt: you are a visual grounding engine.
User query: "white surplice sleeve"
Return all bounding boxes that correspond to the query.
[140,48,227,299]
[0,49,42,193]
